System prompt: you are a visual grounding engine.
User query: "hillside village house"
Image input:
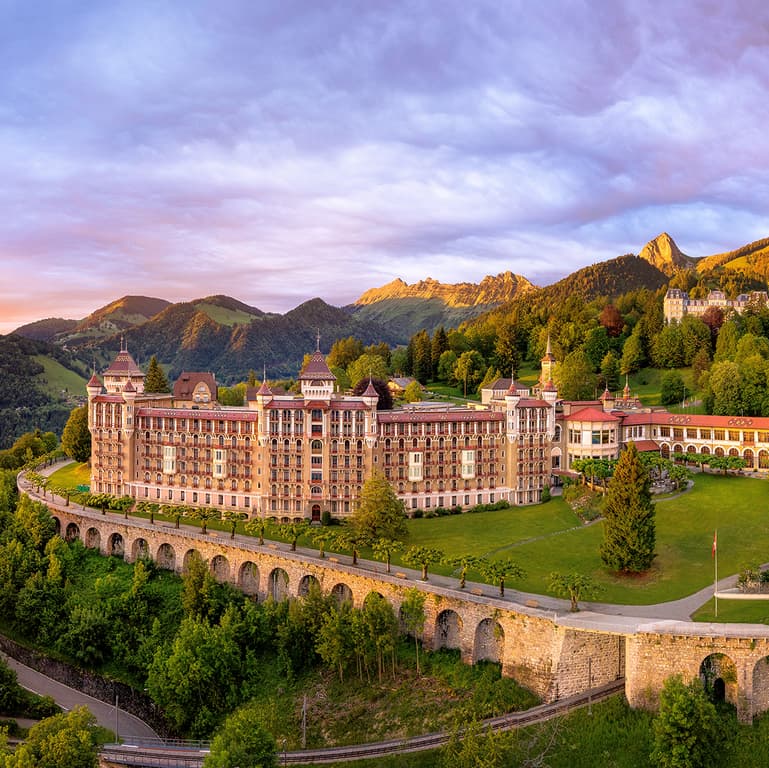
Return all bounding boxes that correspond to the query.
[87,340,769,522]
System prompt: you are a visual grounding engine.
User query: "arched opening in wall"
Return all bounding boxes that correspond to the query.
[700,653,738,707]
[760,450,769,470]
[52,517,61,535]
[673,443,683,455]
[363,591,384,608]
[157,543,176,571]
[183,549,203,573]
[210,555,230,583]
[108,533,124,558]
[131,538,149,561]
[434,609,462,651]
[473,617,504,663]
[85,528,101,550]
[752,657,769,717]
[744,449,755,469]
[299,574,321,597]
[269,568,290,601]
[311,504,321,522]
[65,522,80,542]
[331,582,353,607]
[238,561,260,596]
[714,447,725,458]
[660,444,670,459]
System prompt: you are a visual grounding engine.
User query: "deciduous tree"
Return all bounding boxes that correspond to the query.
[350,469,408,542]
[61,406,91,463]
[651,675,721,768]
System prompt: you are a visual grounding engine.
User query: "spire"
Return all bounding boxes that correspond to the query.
[120,335,127,353]
[257,365,272,396]
[546,334,552,356]
[316,328,321,352]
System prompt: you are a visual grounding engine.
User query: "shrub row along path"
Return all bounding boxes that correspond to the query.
[13,462,741,739]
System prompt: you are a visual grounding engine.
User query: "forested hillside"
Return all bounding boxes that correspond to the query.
[0,335,88,449]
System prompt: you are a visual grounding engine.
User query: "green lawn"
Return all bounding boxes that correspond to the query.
[46,464,769,608]
[49,461,91,489]
[693,598,769,624]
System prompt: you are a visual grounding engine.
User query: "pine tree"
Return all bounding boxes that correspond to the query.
[144,355,170,393]
[431,327,449,378]
[600,442,656,573]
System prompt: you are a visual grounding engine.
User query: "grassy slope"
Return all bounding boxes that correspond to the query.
[194,302,260,327]
[32,355,87,398]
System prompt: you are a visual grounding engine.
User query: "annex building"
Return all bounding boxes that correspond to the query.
[87,341,769,522]
[663,288,769,323]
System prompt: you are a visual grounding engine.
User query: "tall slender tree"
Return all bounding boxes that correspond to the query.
[144,355,170,393]
[600,442,656,573]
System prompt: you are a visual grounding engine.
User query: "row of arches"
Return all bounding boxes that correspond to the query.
[56,517,506,664]
[660,443,769,467]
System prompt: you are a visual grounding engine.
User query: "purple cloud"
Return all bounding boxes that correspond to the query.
[1,0,768,332]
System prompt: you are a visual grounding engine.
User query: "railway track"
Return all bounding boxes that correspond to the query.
[101,678,625,767]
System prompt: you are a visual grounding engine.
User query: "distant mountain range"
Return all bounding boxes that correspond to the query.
[7,232,769,396]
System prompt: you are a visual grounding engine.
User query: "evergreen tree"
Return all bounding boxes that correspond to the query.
[412,330,433,383]
[600,351,621,392]
[620,328,646,375]
[431,327,449,378]
[600,442,656,573]
[144,356,170,393]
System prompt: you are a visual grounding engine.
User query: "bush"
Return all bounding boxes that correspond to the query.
[411,509,423,519]
[541,486,551,503]
[321,510,332,526]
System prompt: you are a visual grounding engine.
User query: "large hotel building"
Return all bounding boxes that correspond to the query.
[87,340,769,521]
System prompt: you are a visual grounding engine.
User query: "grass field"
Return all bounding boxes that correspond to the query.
[33,355,88,398]
[47,464,769,608]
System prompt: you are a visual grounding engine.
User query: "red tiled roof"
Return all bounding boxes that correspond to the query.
[516,398,551,407]
[87,373,102,387]
[621,412,769,429]
[138,407,258,421]
[363,380,379,398]
[123,380,135,392]
[630,439,660,452]
[565,407,620,422]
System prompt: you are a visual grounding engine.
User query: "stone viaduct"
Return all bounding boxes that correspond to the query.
[42,501,769,722]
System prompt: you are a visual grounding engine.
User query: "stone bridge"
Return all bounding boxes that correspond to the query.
[37,498,769,722]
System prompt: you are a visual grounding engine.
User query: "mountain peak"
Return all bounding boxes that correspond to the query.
[353,272,535,308]
[639,233,693,274]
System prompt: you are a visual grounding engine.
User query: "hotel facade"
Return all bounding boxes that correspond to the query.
[87,342,769,522]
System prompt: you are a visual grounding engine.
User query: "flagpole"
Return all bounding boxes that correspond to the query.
[714,529,718,618]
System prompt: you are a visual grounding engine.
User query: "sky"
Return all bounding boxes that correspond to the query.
[1,0,768,333]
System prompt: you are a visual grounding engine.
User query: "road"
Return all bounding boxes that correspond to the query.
[1,651,159,739]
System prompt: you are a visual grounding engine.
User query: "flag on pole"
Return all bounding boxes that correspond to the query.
[712,531,717,558]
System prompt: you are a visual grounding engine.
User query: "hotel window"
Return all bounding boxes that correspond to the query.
[213,449,226,478]
[408,452,423,481]
[461,450,475,479]
[163,445,176,475]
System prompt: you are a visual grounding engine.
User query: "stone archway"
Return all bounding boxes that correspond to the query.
[330,582,353,606]
[52,517,61,535]
[238,561,260,596]
[700,653,738,707]
[752,657,769,717]
[131,538,149,561]
[85,527,101,550]
[210,555,230,582]
[269,568,290,601]
[65,522,80,542]
[311,504,321,522]
[298,574,321,597]
[108,532,124,557]
[434,609,462,651]
[157,543,176,570]
[183,549,203,573]
[474,617,504,663]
